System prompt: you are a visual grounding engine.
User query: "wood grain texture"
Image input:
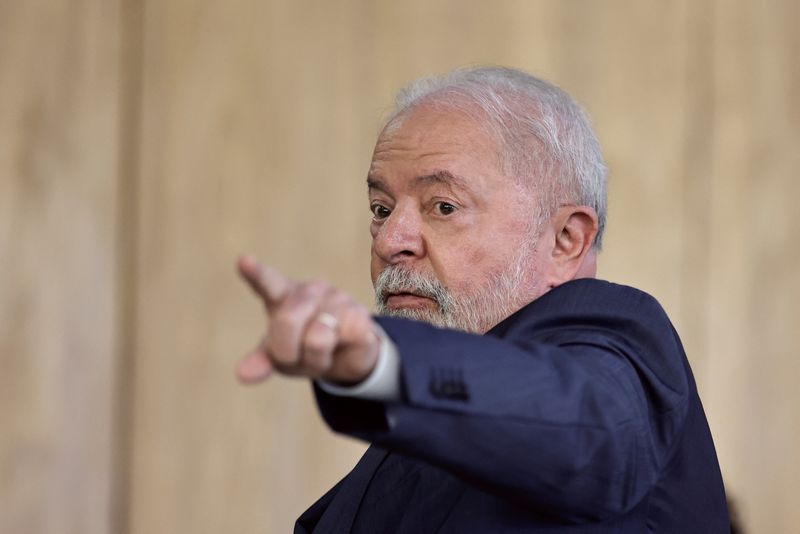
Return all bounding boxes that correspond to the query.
[2,0,797,532]
[705,0,800,531]
[128,2,700,532]
[0,1,122,533]
[130,2,377,532]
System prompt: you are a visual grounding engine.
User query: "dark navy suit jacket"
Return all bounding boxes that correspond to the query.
[295,279,730,532]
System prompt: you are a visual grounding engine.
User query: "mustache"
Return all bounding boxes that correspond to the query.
[374,265,447,306]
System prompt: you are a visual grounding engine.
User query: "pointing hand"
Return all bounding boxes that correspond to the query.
[236,256,381,386]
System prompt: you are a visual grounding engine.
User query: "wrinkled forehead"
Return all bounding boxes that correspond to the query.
[381,96,503,147]
[370,103,507,175]
[367,107,540,218]
[375,97,551,196]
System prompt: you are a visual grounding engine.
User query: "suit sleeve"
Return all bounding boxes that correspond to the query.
[313,281,691,523]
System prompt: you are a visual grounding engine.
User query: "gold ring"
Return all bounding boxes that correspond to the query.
[315,312,339,331]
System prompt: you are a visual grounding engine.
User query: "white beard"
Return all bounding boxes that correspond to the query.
[374,239,536,334]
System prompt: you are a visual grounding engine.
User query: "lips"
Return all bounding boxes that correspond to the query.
[385,291,436,309]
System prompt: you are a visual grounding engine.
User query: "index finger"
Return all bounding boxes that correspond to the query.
[237,255,291,308]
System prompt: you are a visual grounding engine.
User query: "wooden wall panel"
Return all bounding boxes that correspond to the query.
[705,0,800,531]
[0,1,122,533]
[129,1,700,532]
[3,0,796,532]
[131,2,376,532]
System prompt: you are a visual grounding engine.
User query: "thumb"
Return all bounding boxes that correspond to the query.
[236,351,273,384]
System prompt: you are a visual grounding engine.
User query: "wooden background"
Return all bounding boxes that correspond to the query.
[2,1,798,532]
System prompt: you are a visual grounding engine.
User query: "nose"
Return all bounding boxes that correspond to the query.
[372,203,425,265]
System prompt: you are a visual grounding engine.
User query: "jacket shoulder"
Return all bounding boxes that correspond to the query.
[489,279,687,401]
[489,278,672,338]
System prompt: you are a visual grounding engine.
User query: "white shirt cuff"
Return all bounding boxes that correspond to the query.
[316,326,401,402]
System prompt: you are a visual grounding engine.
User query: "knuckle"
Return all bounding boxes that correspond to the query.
[279,282,327,312]
[278,295,310,316]
[327,286,350,301]
[304,330,332,355]
[340,305,370,336]
[271,309,298,335]
[300,280,329,296]
[330,294,354,311]
[303,323,338,366]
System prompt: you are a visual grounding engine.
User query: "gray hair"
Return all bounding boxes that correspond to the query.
[385,66,608,249]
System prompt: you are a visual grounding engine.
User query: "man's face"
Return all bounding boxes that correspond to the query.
[368,104,547,333]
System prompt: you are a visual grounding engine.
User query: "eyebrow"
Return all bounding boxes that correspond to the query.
[367,170,471,194]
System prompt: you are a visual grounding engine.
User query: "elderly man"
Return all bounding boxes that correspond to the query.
[237,67,730,532]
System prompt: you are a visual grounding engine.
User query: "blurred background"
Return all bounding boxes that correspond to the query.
[1,0,798,532]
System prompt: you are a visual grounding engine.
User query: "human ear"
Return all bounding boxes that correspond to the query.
[547,206,599,285]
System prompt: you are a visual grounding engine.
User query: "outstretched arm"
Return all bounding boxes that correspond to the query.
[236,258,689,523]
[313,282,691,522]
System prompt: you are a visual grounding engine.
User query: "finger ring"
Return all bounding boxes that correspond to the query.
[315,312,339,331]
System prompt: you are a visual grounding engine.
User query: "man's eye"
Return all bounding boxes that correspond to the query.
[370,203,391,219]
[435,202,456,216]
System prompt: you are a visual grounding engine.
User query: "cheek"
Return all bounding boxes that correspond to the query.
[466,246,488,267]
[438,244,491,291]
[458,239,525,288]
[370,252,382,285]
